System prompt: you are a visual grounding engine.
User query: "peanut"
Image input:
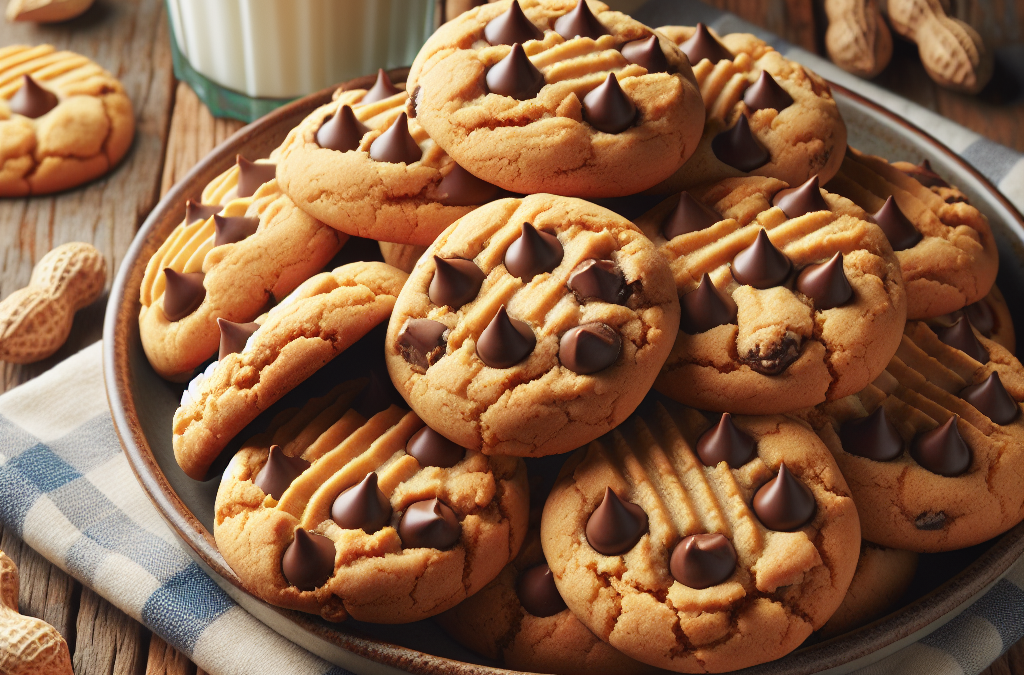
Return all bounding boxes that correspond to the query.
[825,0,893,78]
[5,0,93,22]
[0,550,74,675]
[0,242,106,364]
[885,0,993,93]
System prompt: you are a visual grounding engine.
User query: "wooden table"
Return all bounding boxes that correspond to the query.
[0,1,1020,673]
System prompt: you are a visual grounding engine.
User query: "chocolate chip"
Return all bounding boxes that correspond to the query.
[438,163,500,206]
[964,299,995,337]
[731,228,791,289]
[397,318,448,369]
[217,318,260,361]
[316,104,369,152]
[406,426,465,468]
[282,529,335,591]
[838,406,904,461]
[910,416,971,476]
[477,305,536,368]
[898,159,950,189]
[567,259,625,304]
[554,0,609,40]
[353,370,403,418]
[621,35,669,73]
[669,533,737,589]
[961,372,1019,425]
[213,214,260,247]
[662,192,721,240]
[429,256,485,309]
[712,115,769,172]
[559,323,620,374]
[236,156,277,198]
[369,112,422,164]
[681,273,737,334]
[752,463,816,531]
[9,75,57,118]
[361,68,403,104]
[399,498,461,549]
[678,23,732,65]
[161,269,206,322]
[331,472,392,534]
[486,43,545,100]
[937,317,989,364]
[505,222,563,279]
[696,413,755,468]
[254,445,310,500]
[914,511,946,530]
[185,200,222,224]
[585,487,648,555]
[484,0,544,45]
[516,563,567,617]
[583,74,637,134]
[872,196,922,252]
[742,71,793,112]
[742,333,802,375]
[772,176,829,218]
[796,252,853,310]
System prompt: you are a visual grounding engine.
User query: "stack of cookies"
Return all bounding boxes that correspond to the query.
[138,1,1021,672]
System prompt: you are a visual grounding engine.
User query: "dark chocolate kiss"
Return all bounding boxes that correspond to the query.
[696,413,756,468]
[406,425,466,468]
[773,176,829,218]
[185,200,222,224]
[331,472,392,534]
[961,372,1019,425]
[486,43,545,100]
[254,445,310,500]
[217,318,260,361]
[316,104,368,152]
[429,256,485,309]
[585,487,648,555]
[281,529,335,591]
[910,416,971,477]
[731,228,791,289]
[484,0,544,45]
[213,214,260,247]
[161,269,206,322]
[670,533,737,589]
[353,370,403,418]
[679,23,733,65]
[899,159,950,189]
[620,35,669,73]
[236,156,277,198]
[937,317,989,364]
[399,498,461,549]
[712,115,769,172]
[477,305,536,368]
[516,563,567,617]
[753,463,816,531]
[742,71,793,112]
[964,299,995,337]
[554,0,609,40]
[583,74,637,134]
[397,318,448,369]
[662,192,721,240]
[838,406,904,461]
[505,222,563,279]
[681,273,737,334]
[796,252,853,310]
[567,259,625,304]
[9,75,58,118]
[872,196,922,252]
[438,164,500,206]
[362,69,403,104]
[369,112,422,164]
[559,322,620,374]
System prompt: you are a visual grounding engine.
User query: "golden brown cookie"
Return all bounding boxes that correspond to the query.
[541,397,860,672]
[215,381,529,623]
[891,158,970,205]
[379,242,428,274]
[926,284,1015,355]
[0,45,134,196]
[818,542,917,639]
[173,261,408,480]
[637,176,906,415]
[385,194,680,457]
[406,0,705,198]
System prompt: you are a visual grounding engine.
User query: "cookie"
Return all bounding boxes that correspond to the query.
[379,241,428,274]
[385,194,680,457]
[817,543,917,639]
[0,45,134,196]
[926,284,1015,355]
[405,0,705,198]
[649,26,847,194]
[799,320,1024,551]
[825,147,999,319]
[636,176,906,415]
[173,261,408,480]
[891,158,970,205]
[541,397,860,672]
[139,155,346,381]
[277,78,505,246]
[215,380,529,623]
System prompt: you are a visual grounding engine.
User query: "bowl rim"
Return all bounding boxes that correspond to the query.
[103,74,1024,675]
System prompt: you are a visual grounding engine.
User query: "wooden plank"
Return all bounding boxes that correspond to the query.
[0,526,79,648]
[145,635,195,675]
[74,586,146,675]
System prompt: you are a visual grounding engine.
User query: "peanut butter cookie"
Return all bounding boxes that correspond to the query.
[818,542,917,639]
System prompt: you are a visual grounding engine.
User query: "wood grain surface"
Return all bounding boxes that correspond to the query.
[0,0,1020,673]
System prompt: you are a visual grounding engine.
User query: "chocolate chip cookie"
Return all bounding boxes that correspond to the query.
[926,284,1016,355]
